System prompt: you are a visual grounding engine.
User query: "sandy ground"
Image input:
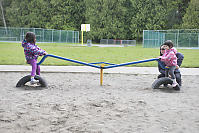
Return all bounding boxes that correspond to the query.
[0,72,199,133]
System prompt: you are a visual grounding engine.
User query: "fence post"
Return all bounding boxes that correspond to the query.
[198,33,199,48]
[66,31,67,43]
[76,31,79,44]
[188,33,190,47]
[59,30,61,43]
[73,31,74,43]
[20,28,22,41]
[176,29,179,48]
[143,30,145,47]
[43,29,44,42]
[52,29,53,43]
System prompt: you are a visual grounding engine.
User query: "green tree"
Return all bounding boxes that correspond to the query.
[5,0,49,28]
[182,0,199,29]
[0,0,12,27]
[45,0,85,30]
[85,0,127,42]
[2,0,196,42]
[5,0,85,30]
[163,0,190,29]
[129,0,167,41]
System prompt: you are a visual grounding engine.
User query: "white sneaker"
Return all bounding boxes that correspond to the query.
[172,82,178,87]
[30,79,37,85]
[172,79,178,87]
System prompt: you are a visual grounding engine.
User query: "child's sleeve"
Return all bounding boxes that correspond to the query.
[28,45,46,56]
[160,56,167,61]
[161,52,175,62]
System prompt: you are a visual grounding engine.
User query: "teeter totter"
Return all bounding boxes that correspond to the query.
[16,54,180,90]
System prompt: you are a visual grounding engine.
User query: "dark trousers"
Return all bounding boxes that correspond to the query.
[158,72,182,86]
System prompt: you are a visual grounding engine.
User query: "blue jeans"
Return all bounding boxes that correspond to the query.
[165,66,176,79]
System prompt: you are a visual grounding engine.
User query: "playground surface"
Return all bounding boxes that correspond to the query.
[0,65,199,75]
[0,66,199,133]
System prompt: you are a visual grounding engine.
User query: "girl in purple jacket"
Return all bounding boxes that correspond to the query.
[22,32,47,84]
[159,40,178,87]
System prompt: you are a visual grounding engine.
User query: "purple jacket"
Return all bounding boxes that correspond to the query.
[22,40,45,61]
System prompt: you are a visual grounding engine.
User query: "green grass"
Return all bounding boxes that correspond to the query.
[0,42,198,67]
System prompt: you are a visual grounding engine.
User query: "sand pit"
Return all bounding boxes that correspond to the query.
[0,72,199,133]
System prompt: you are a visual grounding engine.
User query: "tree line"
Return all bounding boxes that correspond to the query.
[0,0,199,42]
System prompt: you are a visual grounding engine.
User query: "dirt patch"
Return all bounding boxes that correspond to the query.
[0,72,199,133]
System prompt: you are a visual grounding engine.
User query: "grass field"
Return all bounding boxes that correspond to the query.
[0,42,198,67]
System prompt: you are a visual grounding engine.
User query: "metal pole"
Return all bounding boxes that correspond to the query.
[104,58,158,69]
[73,31,74,43]
[176,29,179,48]
[20,28,22,41]
[74,31,76,43]
[59,30,61,43]
[43,29,44,42]
[81,31,83,45]
[143,30,144,48]
[66,31,68,43]
[77,31,79,44]
[37,54,101,69]
[197,33,199,48]
[189,33,191,47]
[52,29,53,43]
[157,30,159,47]
[100,64,104,86]
[38,54,158,69]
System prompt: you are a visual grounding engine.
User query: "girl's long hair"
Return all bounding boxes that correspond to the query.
[160,44,164,56]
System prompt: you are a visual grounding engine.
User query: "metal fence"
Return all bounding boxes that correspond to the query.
[0,27,79,43]
[143,29,199,48]
[100,39,136,46]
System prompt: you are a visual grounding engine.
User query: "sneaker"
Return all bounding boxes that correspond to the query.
[30,79,37,85]
[172,82,178,87]
[173,85,180,91]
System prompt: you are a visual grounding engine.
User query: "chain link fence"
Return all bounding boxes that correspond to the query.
[143,29,199,48]
[0,27,79,43]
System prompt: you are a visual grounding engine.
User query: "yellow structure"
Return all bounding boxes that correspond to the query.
[100,64,104,86]
[81,24,90,46]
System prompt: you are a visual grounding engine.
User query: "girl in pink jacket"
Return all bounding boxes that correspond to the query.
[159,40,178,87]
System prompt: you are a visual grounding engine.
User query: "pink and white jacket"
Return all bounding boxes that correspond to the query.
[161,48,177,67]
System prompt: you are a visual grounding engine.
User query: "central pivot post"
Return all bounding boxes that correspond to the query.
[100,64,104,86]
